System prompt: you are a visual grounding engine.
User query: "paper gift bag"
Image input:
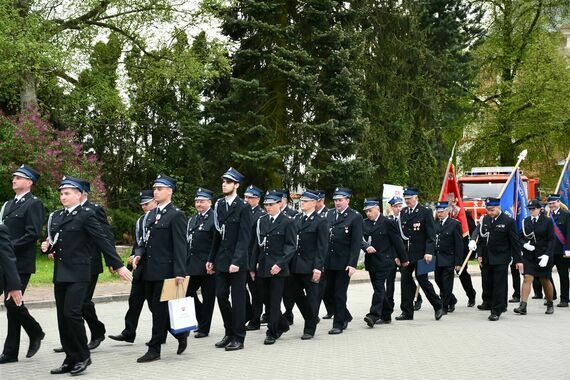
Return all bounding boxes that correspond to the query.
[168,296,198,334]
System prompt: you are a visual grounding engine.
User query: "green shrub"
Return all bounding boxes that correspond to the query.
[107,208,140,245]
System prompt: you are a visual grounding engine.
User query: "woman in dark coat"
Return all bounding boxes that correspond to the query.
[514,199,555,315]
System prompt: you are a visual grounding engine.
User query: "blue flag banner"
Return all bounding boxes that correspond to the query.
[500,170,528,232]
[559,161,570,208]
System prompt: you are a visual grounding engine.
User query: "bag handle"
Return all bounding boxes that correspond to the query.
[175,280,185,300]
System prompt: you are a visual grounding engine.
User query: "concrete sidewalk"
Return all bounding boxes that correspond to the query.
[0,276,568,380]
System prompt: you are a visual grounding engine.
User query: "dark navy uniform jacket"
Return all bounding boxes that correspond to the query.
[209,196,252,273]
[0,224,21,292]
[476,212,521,266]
[139,203,187,282]
[83,199,115,275]
[48,206,124,283]
[400,203,436,263]
[325,207,363,270]
[1,192,45,274]
[186,208,214,276]
[362,214,407,271]
[251,213,297,278]
[290,211,328,274]
[434,217,463,267]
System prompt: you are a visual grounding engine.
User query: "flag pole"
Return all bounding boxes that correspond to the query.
[438,141,457,201]
[497,149,528,199]
[554,150,570,194]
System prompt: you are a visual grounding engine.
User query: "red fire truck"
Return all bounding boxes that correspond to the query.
[457,167,540,222]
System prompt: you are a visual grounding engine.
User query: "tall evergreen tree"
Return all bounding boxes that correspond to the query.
[204,0,368,194]
[355,0,483,197]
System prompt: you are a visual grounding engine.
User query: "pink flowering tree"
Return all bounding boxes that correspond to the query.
[0,111,106,211]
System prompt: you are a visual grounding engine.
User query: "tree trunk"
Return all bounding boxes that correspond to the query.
[20,71,38,112]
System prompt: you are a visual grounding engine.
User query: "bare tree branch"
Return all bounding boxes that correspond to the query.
[54,70,78,85]
[84,20,163,60]
[511,0,543,76]
[52,0,110,32]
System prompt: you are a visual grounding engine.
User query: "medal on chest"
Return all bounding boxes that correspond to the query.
[413,222,421,231]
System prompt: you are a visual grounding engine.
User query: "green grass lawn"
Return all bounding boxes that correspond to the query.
[30,246,132,285]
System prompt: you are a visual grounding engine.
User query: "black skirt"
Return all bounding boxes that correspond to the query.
[522,253,551,278]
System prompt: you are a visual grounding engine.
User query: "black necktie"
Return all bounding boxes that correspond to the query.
[532,218,536,224]
[270,217,274,223]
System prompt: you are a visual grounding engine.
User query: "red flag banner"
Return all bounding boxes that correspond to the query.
[439,163,469,237]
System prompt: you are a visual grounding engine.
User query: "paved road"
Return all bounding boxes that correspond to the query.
[1,275,568,379]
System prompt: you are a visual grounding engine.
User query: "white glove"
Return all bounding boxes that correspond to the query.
[538,255,549,268]
[564,250,570,258]
[468,240,477,252]
[523,242,535,252]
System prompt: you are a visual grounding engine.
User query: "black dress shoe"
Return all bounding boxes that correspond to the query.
[225,341,244,351]
[557,301,569,308]
[395,314,413,321]
[137,351,160,363]
[26,331,45,358]
[109,333,135,343]
[70,358,91,375]
[508,297,520,303]
[145,339,166,346]
[477,303,490,310]
[215,336,231,348]
[435,308,444,320]
[364,316,376,328]
[414,298,423,311]
[245,322,260,331]
[376,318,391,325]
[488,314,500,321]
[301,333,313,340]
[322,313,333,319]
[447,304,455,313]
[264,336,276,345]
[0,354,18,364]
[177,335,188,355]
[53,347,64,353]
[194,332,208,338]
[467,299,476,307]
[260,314,269,324]
[328,328,342,335]
[341,321,349,330]
[50,363,73,374]
[87,336,105,350]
